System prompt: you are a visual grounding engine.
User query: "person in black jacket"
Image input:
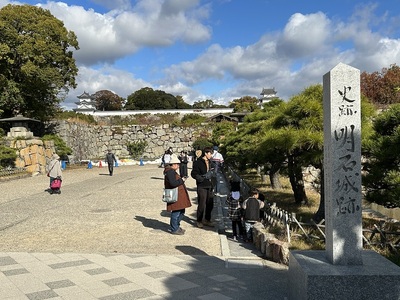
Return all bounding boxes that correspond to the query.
[105,149,117,176]
[191,147,214,228]
[242,188,265,242]
[178,151,189,177]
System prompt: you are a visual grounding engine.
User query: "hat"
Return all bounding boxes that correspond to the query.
[169,154,181,164]
[213,145,218,150]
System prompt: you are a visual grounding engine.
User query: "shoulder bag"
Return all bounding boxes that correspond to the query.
[162,187,178,203]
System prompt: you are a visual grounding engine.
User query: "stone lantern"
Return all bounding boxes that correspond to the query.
[0,114,40,138]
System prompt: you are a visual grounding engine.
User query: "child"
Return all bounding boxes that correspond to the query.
[226,180,244,241]
[242,188,265,242]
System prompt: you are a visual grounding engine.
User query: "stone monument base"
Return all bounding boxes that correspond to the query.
[288,250,400,300]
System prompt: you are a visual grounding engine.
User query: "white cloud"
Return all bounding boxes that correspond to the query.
[35,0,211,65]
[64,66,150,109]
[276,12,331,58]
[163,8,400,102]
[2,1,400,108]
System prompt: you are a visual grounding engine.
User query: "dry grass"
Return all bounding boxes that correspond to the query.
[241,170,320,222]
[240,169,400,266]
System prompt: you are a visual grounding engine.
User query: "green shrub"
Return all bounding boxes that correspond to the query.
[42,134,72,160]
[0,145,17,169]
[126,140,148,159]
[192,138,213,151]
[181,114,207,126]
[56,111,96,124]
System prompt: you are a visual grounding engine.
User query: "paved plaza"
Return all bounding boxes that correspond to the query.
[0,164,288,299]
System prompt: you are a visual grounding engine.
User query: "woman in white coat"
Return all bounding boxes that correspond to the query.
[47,153,62,194]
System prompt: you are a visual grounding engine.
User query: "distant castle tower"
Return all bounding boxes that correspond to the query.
[73,91,96,113]
[259,88,277,106]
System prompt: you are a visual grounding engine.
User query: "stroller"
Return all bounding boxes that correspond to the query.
[50,177,62,194]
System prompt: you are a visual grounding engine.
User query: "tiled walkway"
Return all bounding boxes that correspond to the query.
[1,252,287,300]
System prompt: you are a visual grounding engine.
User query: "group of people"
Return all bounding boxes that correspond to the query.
[160,147,190,178]
[164,145,231,234]
[163,144,266,242]
[48,144,264,242]
[163,146,221,234]
[226,183,266,242]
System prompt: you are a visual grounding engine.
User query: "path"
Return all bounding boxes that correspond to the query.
[0,164,288,299]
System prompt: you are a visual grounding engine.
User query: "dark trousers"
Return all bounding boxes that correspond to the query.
[196,187,213,222]
[107,163,114,175]
[232,220,244,237]
[179,164,188,177]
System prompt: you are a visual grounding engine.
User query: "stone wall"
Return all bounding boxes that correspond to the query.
[2,120,208,174]
[54,120,208,161]
[252,222,290,265]
[371,203,400,221]
[8,139,56,175]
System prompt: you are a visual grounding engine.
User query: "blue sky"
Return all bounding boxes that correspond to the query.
[1,0,400,109]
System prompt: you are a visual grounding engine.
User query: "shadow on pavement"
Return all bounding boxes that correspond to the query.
[175,245,209,256]
[134,215,167,231]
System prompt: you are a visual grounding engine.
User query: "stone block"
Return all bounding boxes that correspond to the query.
[270,239,289,264]
[16,139,27,148]
[23,154,32,165]
[30,154,39,165]
[371,202,400,221]
[15,158,26,168]
[43,140,53,148]
[288,250,400,300]
[265,237,276,260]
[30,144,39,154]
[37,146,44,156]
[26,164,39,174]
[19,148,28,156]
[323,63,363,265]
[260,232,275,255]
[39,155,46,166]
[26,139,42,146]
[253,222,264,249]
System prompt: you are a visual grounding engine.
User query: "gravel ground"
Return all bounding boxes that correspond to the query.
[0,164,222,256]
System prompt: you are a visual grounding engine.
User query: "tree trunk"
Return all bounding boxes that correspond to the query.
[313,164,325,223]
[269,163,282,190]
[287,154,308,205]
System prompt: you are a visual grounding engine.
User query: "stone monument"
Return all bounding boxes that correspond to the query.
[0,114,39,138]
[288,63,400,299]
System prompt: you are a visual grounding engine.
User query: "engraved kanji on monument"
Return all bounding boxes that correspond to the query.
[323,62,363,265]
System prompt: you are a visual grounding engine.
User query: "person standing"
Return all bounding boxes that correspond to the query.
[164,154,191,235]
[211,146,224,195]
[163,149,171,165]
[191,147,214,228]
[47,153,62,194]
[226,181,244,241]
[211,146,224,173]
[242,188,265,242]
[105,149,117,176]
[178,151,189,177]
